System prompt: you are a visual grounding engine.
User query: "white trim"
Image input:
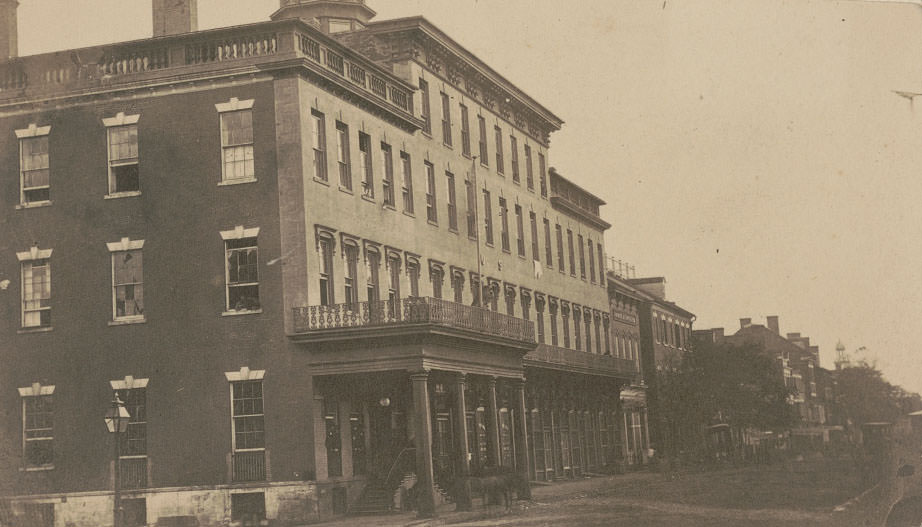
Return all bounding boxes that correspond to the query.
[15,124,51,139]
[220,226,260,240]
[224,367,265,382]
[110,376,149,390]
[102,112,140,127]
[18,383,55,397]
[17,247,53,261]
[215,97,255,113]
[106,237,145,252]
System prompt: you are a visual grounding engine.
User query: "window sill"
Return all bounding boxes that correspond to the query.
[361,194,376,203]
[485,242,494,248]
[18,326,53,334]
[502,248,511,254]
[339,186,354,195]
[402,210,415,218]
[527,187,536,193]
[16,200,52,210]
[443,142,453,150]
[383,204,396,211]
[512,180,521,186]
[109,317,146,326]
[427,219,439,227]
[448,228,459,235]
[105,191,141,200]
[462,153,472,160]
[480,162,489,169]
[313,177,330,187]
[218,177,258,187]
[21,466,54,472]
[222,309,263,317]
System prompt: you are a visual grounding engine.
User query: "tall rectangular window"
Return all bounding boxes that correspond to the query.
[419,78,431,135]
[115,388,147,457]
[524,144,534,191]
[465,179,476,238]
[319,237,334,306]
[408,262,420,298]
[107,123,140,194]
[567,229,575,276]
[400,152,414,214]
[441,92,452,146]
[335,121,351,190]
[515,204,525,257]
[220,109,255,183]
[232,381,265,450]
[21,257,51,328]
[544,219,553,267]
[22,392,53,468]
[344,244,358,307]
[381,142,395,207]
[431,267,444,299]
[477,115,488,166]
[111,246,144,321]
[530,211,539,261]
[510,135,520,183]
[225,236,260,312]
[18,127,51,204]
[446,171,458,231]
[578,234,586,279]
[311,110,327,182]
[359,132,374,198]
[588,239,596,283]
[494,126,504,174]
[499,197,510,252]
[366,250,380,302]
[538,152,547,198]
[598,246,606,287]
[425,161,437,223]
[387,256,401,305]
[460,104,471,157]
[549,305,559,346]
[556,224,565,272]
[483,190,494,245]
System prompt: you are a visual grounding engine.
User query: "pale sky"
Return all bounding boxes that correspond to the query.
[16,0,922,393]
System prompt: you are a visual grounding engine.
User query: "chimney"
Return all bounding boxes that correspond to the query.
[766,316,779,334]
[739,317,752,329]
[0,0,18,59]
[153,0,198,37]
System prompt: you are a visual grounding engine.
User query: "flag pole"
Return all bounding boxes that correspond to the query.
[471,155,484,307]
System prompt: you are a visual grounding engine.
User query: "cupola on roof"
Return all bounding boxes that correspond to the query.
[271,0,376,34]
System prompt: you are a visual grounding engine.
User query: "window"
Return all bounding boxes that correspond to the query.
[446,171,458,231]
[366,249,380,302]
[16,124,51,205]
[222,227,260,313]
[451,270,464,304]
[381,142,395,207]
[562,308,571,348]
[515,205,525,257]
[556,224,565,272]
[549,302,559,346]
[419,78,431,135]
[441,92,452,146]
[538,152,547,198]
[524,144,534,191]
[499,198,510,252]
[530,211,539,261]
[544,219,553,267]
[231,380,265,450]
[536,301,545,343]
[483,190,494,245]
[359,133,374,198]
[465,179,476,238]
[18,247,52,328]
[318,236,334,306]
[387,254,401,304]
[567,229,576,276]
[460,104,471,157]
[588,239,596,283]
[510,135,520,183]
[104,113,141,195]
[335,121,351,190]
[597,245,605,287]
[19,384,54,469]
[311,110,327,181]
[494,126,504,174]
[425,162,437,223]
[216,98,256,184]
[407,260,420,297]
[430,264,444,299]
[478,115,488,166]
[108,238,144,322]
[578,234,586,279]
[344,243,358,307]
[116,387,147,457]
[400,151,414,213]
[505,289,515,316]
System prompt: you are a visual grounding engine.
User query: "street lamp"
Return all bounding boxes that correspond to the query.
[104,396,130,527]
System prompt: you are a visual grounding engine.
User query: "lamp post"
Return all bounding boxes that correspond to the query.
[104,396,130,527]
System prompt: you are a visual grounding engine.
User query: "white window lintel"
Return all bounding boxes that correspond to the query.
[110,376,150,390]
[102,112,141,127]
[18,383,55,397]
[15,124,52,139]
[215,98,255,113]
[224,367,265,382]
[106,237,145,252]
[220,226,260,240]
[17,247,53,261]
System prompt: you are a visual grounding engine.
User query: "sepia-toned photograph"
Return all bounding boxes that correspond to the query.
[1,0,921,526]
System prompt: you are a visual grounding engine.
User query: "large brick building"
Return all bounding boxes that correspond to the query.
[0,1,638,525]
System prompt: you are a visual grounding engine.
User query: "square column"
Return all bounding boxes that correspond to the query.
[411,371,437,517]
[453,374,472,510]
[511,379,532,499]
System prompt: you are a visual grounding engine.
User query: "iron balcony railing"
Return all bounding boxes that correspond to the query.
[232,450,267,482]
[119,456,147,489]
[525,344,639,378]
[292,297,536,344]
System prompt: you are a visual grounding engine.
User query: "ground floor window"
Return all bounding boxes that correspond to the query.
[231,493,266,524]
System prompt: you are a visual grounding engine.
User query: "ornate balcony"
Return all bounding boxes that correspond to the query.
[525,344,638,380]
[292,297,536,345]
